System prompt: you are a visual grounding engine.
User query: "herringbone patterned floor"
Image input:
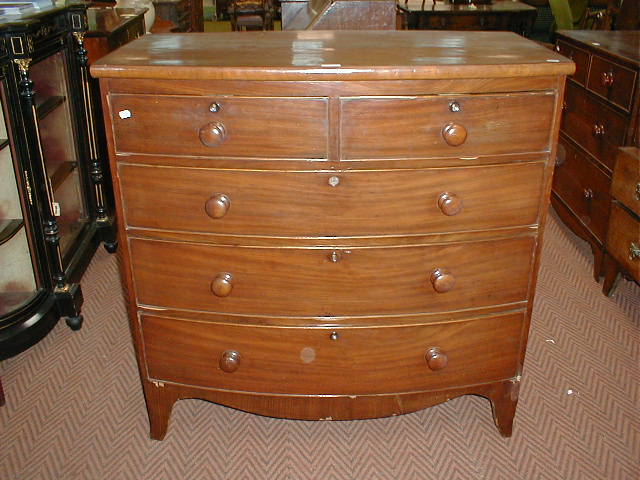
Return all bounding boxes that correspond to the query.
[1,212,638,480]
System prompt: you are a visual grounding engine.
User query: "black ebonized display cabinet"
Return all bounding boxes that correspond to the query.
[0,2,116,361]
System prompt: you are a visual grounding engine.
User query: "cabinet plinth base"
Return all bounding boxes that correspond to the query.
[143,380,520,441]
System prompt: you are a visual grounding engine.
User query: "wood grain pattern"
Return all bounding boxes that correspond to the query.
[141,312,522,395]
[553,136,611,244]
[109,94,328,159]
[129,236,535,316]
[119,162,545,237]
[605,202,640,280]
[561,81,627,172]
[340,93,554,159]
[611,147,640,217]
[553,31,639,282]
[94,31,568,439]
[587,54,637,113]
[90,31,574,81]
[555,40,590,86]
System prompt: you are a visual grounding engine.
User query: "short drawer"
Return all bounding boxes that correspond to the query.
[611,147,640,217]
[562,81,627,171]
[129,236,535,316]
[555,41,590,86]
[141,312,523,395]
[109,94,328,159]
[119,162,545,236]
[553,137,611,243]
[587,54,637,112]
[606,202,639,281]
[340,92,555,159]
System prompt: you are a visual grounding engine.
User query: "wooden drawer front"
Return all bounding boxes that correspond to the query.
[587,55,637,112]
[340,93,555,159]
[130,237,535,316]
[562,82,627,171]
[109,94,328,159]
[553,137,611,243]
[611,147,640,217]
[556,41,589,86]
[422,14,503,30]
[607,203,640,281]
[141,313,522,395]
[119,162,545,236]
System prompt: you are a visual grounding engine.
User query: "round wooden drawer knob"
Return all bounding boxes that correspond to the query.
[430,268,455,293]
[425,347,448,371]
[211,273,233,297]
[199,122,227,147]
[442,122,467,146]
[437,192,463,216]
[220,350,241,373]
[205,193,230,219]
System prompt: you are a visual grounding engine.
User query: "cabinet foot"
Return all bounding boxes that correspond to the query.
[104,240,118,254]
[145,382,179,440]
[601,253,620,296]
[487,380,519,437]
[65,315,84,331]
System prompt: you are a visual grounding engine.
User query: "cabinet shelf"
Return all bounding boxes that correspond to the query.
[0,218,23,246]
[49,160,76,192]
[36,95,66,120]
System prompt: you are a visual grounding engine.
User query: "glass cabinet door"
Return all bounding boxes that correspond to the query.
[30,50,89,265]
[0,81,38,318]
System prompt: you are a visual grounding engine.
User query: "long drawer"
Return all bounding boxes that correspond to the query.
[340,92,555,159]
[561,81,627,171]
[129,236,535,316]
[141,312,523,395]
[553,136,611,243]
[109,94,329,158]
[119,162,545,236]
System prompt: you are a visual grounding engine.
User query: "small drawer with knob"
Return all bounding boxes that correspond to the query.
[555,41,589,86]
[119,161,545,236]
[108,94,328,159]
[339,92,555,159]
[561,81,627,171]
[140,312,523,395]
[129,236,535,316]
[587,54,637,112]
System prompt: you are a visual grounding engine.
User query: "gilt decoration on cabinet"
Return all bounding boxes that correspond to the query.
[0,2,117,361]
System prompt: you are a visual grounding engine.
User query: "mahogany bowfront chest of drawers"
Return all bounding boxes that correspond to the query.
[92,31,573,440]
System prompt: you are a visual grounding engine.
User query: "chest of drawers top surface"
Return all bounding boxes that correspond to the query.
[91,30,573,81]
[556,30,640,67]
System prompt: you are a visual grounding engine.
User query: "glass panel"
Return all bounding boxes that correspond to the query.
[0,88,38,316]
[30,51,89,261]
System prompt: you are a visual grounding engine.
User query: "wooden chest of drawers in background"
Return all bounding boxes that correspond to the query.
[92,31,573,440]
[602,147,640,294]
[553,31,639,281]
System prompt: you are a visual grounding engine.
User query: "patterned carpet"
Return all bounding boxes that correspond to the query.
[1,212,638,480]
